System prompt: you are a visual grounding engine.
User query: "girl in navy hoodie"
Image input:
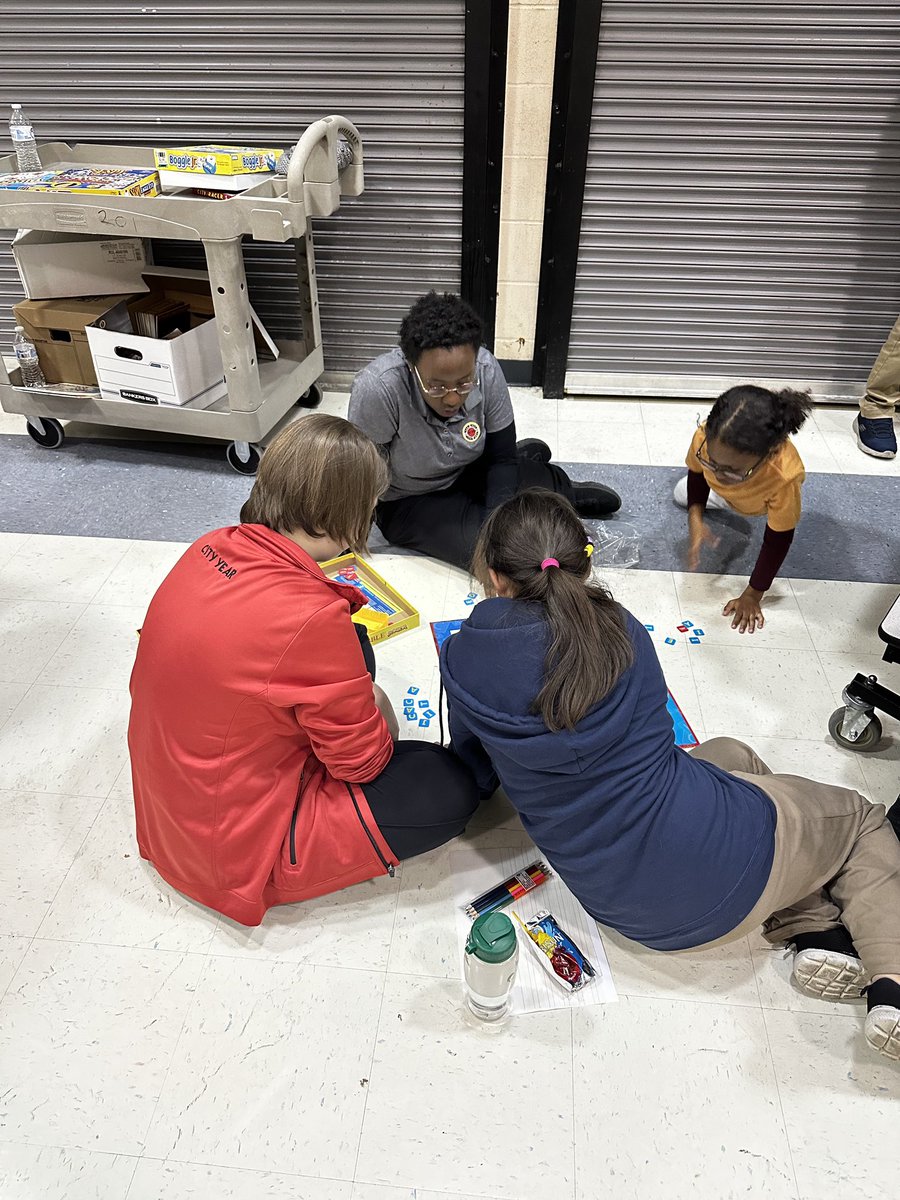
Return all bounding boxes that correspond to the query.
[440,489,900,1062]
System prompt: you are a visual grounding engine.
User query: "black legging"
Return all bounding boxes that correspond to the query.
[375,450,574,571]
[353,624,480,859]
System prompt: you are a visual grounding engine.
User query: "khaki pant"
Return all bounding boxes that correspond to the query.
[689,738,900,978]
[861,314,900,418]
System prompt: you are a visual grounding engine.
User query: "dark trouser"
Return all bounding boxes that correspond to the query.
[353,624,481,859]
[375,448,575,570]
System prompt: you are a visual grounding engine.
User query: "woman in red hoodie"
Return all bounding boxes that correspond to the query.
[128,413,479,926]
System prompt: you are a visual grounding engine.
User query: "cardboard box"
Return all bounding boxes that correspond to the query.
[86,310,226,409]
[154,144,281,176]
[320,554,420,645]
[0,167,160,196]
[86,270,278,409]
[13,294,134,386]
[13,230,151,301]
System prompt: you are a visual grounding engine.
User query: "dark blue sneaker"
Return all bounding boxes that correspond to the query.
[854,414,897,459]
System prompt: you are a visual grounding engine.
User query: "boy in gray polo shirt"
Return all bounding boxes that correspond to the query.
[348,292,620,569]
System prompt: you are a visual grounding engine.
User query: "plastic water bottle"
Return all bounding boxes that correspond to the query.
[13,326,45,388]
[9,104,41,171]
[463,911,519,1022]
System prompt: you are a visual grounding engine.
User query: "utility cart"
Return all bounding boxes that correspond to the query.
[0,115,363,474]
[828,594,900,753]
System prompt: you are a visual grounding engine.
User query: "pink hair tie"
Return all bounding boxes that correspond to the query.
[540,558,560,571]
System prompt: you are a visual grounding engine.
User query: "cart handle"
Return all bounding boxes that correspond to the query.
[286,115,363,205]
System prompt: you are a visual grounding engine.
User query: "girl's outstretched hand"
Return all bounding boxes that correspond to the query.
[723,586,765,634]
[687,513,720,571]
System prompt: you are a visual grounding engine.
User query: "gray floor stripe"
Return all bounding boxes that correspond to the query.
[0,435,896,584]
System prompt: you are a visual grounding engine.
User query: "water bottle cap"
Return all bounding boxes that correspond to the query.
[14,325,23,332]
[11,104,21,110]
[465,911,517,963]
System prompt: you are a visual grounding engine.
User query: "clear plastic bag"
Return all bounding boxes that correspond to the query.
[590,521,640,570]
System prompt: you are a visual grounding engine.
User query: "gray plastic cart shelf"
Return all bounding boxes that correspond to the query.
[0,115,363,471]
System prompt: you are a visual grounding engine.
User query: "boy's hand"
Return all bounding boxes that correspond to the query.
[723,586,765,634]
[687,510,720,571]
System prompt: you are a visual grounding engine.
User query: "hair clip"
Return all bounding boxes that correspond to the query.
[584,543,594,559]
[540,558,560,571]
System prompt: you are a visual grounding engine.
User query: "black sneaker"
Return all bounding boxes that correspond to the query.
[517,438,552,465]
[789,927,868,1001]
[571,481,621,518]
[887,798,900,841]
[864,978,900,1060]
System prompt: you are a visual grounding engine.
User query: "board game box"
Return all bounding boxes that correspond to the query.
[321,554,419,645]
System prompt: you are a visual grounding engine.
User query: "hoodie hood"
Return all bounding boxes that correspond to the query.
[440,597,641,775]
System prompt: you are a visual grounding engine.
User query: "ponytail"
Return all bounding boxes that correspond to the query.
[706,383,812,457]
[472,490,633,732]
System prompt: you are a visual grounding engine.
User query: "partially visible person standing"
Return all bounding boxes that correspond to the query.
[855,318,899,459]
[348,291,620,570]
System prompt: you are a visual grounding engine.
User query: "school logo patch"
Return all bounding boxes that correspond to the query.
[461,420,482,444]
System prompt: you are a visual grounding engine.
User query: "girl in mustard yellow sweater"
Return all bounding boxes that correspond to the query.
[674,385,812,634]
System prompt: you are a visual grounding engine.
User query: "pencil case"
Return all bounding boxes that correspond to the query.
[514,909,596,992]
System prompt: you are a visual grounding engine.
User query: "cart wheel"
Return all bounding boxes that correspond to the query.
[226,441,262,475]
[828,706,883,753]
[297,383,322,408]
[26,417,65,449]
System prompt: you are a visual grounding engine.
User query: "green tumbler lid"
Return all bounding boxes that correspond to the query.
[466,911,517,963]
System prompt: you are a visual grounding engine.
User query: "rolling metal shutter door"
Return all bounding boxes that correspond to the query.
[0,1,464,376]
[566,2,900,400]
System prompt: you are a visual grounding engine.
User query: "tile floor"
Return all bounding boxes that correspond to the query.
[0,395,897,1199]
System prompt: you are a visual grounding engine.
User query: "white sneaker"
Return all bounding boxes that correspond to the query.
[791,947,868,1001]
[865,1006,900,1060]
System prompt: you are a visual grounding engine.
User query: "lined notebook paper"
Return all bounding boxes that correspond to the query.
[452,844,618,1014]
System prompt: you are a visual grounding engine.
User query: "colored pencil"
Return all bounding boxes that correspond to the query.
[465,861,551,918]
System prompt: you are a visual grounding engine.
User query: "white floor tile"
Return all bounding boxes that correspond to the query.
[129,1159,351,1200]
[642,400,705,467]
[764,1007,900,1200]
[0,599,87,685]
[0,1143,138,1200]
[0,681,29,730]
[574,997,797,1200]
[0,685,128,796]
[856,749,900,811]
[37,796,219,953]
[600,928,761,1008]
[672,572,815,651]
[210,871,400,969]
[0,936,30,998]
[820,429,897,476]
[144,958,384,1178]
[0,532,31,569]
[36,604,145,691]
[789,423,843,474]
[557,418,650,465]
[355,974,575,1200]
[559,397,643,423]
[0,536,132,603]
[0,790,103,937]
[594,566,679,620]
[387,827,533,981]
[93,540,189,608]
[0,411,28,436]
[689,646,834,740]
[352,1187,495,1200]
[0,941,204,1154]
[790,579,899,655]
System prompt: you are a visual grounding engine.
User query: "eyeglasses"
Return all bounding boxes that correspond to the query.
[412,363,477,401]
[695,436,766,484]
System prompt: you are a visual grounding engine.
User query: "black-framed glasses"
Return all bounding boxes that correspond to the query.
[695,436,766,484]
[411,363,477,401]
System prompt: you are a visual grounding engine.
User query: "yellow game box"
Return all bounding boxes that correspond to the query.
[321,553,420,645]
[153,145,281,176]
